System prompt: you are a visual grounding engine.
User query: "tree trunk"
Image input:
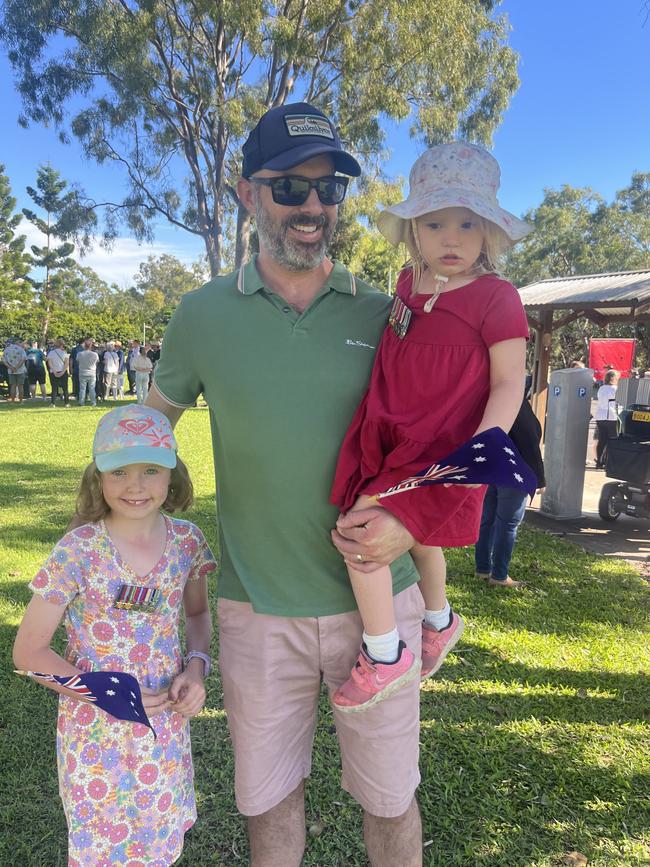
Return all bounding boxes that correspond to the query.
[204,228,221,278]
[235,203,251,269]
[41,301,52,345]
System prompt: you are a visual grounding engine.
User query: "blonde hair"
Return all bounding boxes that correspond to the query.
[75,457,194,523]
[403,213,512,289]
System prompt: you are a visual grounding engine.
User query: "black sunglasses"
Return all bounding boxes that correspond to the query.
[248,175,349,206]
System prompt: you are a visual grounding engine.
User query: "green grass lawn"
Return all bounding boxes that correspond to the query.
[0,401,648,866]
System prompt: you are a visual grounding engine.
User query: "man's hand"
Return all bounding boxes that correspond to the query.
[331,507,415,573]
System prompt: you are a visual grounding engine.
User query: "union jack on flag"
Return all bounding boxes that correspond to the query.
[15,670,156,738]
[377,427,537,500]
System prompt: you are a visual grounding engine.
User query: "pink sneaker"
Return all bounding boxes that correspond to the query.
[421,610,465,680]
[332,641,420,713]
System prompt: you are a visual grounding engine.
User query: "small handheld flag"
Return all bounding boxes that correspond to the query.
[376,427,537,500]
[15,670,156,738]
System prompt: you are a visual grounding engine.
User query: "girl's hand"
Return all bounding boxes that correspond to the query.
[141,686,171,716]
[168,668,207,718]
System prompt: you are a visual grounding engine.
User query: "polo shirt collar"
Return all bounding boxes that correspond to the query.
[237,255,357,297]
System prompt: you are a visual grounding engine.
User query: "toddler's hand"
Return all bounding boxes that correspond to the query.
[141,686,171,716]
[168,670,207,718]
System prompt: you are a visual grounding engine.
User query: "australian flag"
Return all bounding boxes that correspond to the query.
[17,670,156,738]
[377,427,537,500]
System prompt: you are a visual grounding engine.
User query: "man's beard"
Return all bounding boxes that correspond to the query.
[253,191,336,271]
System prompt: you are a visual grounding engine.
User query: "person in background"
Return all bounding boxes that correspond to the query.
[569,360,585,368]
[127,339,141,395]
[133,346,153,404]
[593,369,620,469]
[26,340,47,400]
[22,340,31,397]
[94,341,106,402]
[474,384,545,588]
[46,338,71,407]
[147,342,161,390]
[3,337,27,403]
[76,339,100,406]
[70,338,85,400]
[114,340,126,398]
[102,341,120,401]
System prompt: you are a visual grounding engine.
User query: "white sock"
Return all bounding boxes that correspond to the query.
[424,601,451,631]
[363,627,400,663]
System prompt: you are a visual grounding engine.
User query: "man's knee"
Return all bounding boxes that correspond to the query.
[248,781,306,867]
[364,797,422,867]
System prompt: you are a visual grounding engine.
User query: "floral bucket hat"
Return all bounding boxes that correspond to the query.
[377,142,532,246]
[93,405,177,472]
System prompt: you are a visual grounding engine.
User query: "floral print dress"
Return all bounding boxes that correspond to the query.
[29,517,217,867]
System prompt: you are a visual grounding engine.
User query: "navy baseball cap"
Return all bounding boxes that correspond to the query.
[242,102,361,178]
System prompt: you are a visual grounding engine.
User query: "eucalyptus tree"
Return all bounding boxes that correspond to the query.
[1,0,519,276]
[504,173,650,371]
[505,173,650,288]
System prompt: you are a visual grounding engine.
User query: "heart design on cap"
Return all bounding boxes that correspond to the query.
[119,418,154,436]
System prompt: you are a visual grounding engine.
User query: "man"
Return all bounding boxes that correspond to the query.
[113,339,126,398]
[102,341,120,400]
[147,103,423,867]
[3,337,27,402]
[126,339,141,394]
[25,340,47,400]
[46,338,71,406]
[76,338,100,406]
[69,337,85,399]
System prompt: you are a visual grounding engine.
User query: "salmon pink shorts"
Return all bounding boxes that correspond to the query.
[217,583,424,818]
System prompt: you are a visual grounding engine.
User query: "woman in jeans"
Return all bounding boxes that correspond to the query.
[474,390,545,588]
[46,338,71,407]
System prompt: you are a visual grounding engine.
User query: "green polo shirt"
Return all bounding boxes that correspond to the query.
[154,256,418,617]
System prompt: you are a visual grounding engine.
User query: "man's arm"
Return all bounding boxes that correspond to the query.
[332,507,414,573]
[145,383,186,429]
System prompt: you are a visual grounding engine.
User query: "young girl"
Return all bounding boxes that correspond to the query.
[13,405,217,865]
[330,142,531,711]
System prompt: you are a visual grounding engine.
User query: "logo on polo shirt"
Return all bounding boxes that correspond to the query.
[284,115,334,139]
[345,339,375,350]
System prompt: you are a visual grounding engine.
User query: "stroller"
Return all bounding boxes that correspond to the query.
[598,404,650,521]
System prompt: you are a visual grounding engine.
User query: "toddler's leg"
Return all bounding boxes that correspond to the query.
[332,496,419,713]
[412,544,464,680]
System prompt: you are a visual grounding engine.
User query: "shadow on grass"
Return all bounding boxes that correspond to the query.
[421,652,648,724]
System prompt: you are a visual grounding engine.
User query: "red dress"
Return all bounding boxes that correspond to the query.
[330,269,529,545]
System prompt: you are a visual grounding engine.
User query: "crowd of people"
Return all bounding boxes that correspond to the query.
[1,336,161,406]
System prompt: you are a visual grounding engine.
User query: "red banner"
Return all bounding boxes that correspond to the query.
[588,338,636,380]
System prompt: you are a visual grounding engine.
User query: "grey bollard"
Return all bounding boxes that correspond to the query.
[540,368,593,519]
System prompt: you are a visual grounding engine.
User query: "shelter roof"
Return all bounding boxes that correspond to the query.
[518,270,650,319]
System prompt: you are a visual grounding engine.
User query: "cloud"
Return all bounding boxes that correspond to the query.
[20,223,203,288]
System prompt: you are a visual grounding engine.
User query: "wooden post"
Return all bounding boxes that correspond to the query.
[531,309,553,435]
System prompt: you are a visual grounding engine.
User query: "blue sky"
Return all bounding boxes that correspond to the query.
[1,0,649,285]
